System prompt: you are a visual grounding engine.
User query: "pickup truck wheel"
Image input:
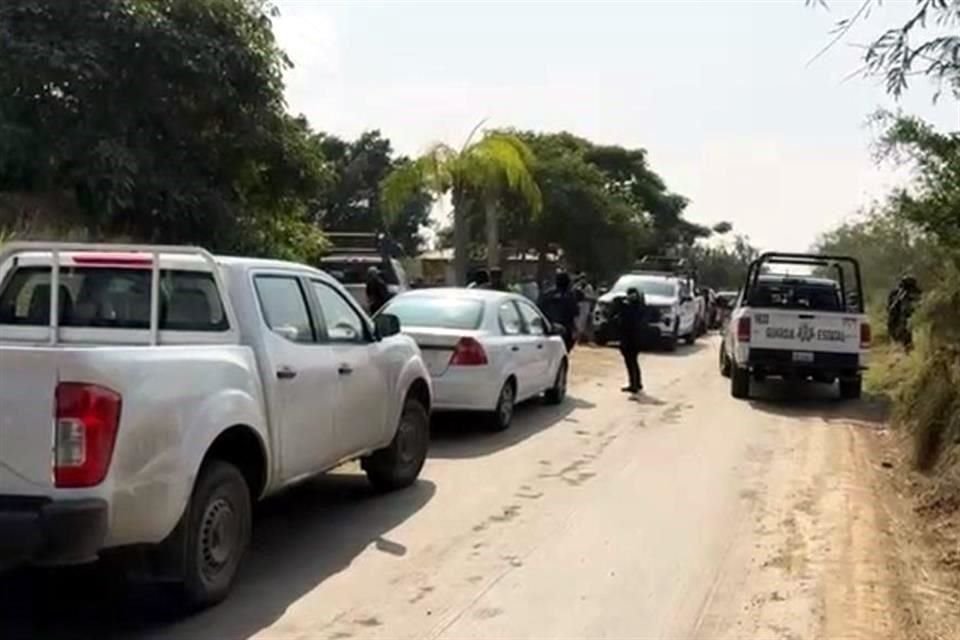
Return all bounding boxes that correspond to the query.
[839,376,862,400]
[719,346,731,378]
[544,360,568,405]
[731,366,751,399]
[487,380,516,432]
[663,322,678,352]
[181,460,251,609]
[364,398,429,492]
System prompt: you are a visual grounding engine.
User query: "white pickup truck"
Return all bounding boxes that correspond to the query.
[0,243,432,608]
[719,252,870,400]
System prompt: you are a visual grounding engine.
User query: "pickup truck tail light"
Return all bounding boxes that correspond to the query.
[54,383,122,488]
[860,322,872,349]
[737,317,751,343]
[449,337,488,366]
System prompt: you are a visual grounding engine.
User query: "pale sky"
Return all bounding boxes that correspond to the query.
[273,0,958,252]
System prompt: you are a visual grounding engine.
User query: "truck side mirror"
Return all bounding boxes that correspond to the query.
[375,313,401,338]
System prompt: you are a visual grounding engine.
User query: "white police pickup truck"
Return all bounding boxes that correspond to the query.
[0,243,432,608]
[719,253,871,400]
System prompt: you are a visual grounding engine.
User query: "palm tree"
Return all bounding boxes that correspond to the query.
[381,123,541,285]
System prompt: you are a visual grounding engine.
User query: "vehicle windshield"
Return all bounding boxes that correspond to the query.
[611,276,677,298]
[381,295,484,330]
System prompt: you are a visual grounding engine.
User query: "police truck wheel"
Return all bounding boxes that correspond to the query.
[839,376,862,400]
[731,366,751,399]
[719,347,731,378]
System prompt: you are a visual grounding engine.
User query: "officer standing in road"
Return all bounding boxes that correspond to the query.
[613,287,646,393]
[366,266,391,315]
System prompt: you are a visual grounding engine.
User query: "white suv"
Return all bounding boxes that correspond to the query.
[592,273,698,350]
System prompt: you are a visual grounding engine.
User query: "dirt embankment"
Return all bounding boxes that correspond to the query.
[868,427,960,640]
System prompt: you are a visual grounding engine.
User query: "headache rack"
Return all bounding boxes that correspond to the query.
[322,232,402,258]
[743,252,864,313]
[0,242,236,346]
[632,255,696,283]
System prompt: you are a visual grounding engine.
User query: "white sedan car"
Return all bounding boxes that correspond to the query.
[380,288,569,431]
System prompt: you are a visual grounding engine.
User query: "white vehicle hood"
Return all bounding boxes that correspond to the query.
[598,292,677,307]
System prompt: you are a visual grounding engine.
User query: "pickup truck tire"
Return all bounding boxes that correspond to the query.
[839,376,863,400]
[180,460,251,610]
[364,397,429,492]
[719,346,731,378]
[684,330,697,346]
[487,380,516,432]
[731,366,751,399]
[663,322,678,352]
[544,359,568,405]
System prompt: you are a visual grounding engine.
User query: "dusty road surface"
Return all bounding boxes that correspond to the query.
[1,337,906,639]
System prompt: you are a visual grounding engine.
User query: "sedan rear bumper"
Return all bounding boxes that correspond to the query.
[431,369,501,412]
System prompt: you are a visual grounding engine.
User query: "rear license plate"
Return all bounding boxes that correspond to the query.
[792,351,814,363]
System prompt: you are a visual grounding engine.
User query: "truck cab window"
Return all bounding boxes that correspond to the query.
[254,276,315,343]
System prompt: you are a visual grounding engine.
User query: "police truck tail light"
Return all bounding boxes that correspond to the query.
[860,322,872,349]
[449,337,488,366]
[54,383,122,488]
[737,317,752,343]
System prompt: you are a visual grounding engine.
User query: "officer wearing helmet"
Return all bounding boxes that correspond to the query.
[887,274,922,349]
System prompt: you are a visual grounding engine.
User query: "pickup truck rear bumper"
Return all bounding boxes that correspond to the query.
[747,348,863,377]
[0,496,107,571]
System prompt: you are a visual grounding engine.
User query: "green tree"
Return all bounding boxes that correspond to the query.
[0,0,327,260]
[582,142,707,251]
[382,124,541,284]
[812,0,960,100]
[505,132,652,283]
[314,130,432,256]
[683,234,759,291]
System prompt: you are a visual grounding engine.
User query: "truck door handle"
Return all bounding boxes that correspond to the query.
[537,343,544,349]
[338,364,353,375]
[276,367,298,380]
[511,346,520,352]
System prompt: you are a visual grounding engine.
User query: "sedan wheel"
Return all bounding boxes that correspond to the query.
[488,381,516,432]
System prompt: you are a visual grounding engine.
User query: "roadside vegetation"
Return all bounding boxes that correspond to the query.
[812,1,960,498]
[0,0,753,288]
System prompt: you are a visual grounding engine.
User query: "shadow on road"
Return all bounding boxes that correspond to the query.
[0,473,436,640]
[746,379,889,429]
[590,336,713,358]
[429,394,595,459]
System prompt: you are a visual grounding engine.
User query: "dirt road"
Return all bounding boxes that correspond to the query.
[1,337,906,639]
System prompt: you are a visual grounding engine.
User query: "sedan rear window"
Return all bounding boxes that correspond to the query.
[381,296,484,330]
[0,266,229,331]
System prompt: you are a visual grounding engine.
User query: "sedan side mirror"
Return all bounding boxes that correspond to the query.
[550,322,566,336]
[680,295,693,303]
[374,313,401,338]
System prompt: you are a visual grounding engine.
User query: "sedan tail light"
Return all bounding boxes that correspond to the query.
[860,322,872,349]
[449,337,488,366]
[54,383,122,488]
[737,317,752,343]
